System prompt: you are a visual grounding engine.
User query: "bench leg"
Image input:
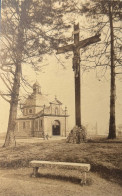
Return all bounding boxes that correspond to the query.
[32,167,39,177]
[80,172,86,185]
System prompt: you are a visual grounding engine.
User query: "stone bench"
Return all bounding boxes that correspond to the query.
[30,160,90,184]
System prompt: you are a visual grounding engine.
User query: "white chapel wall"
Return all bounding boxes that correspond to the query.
[44,116,68,137]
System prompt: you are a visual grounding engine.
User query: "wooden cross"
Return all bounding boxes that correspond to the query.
[56,23,101,127]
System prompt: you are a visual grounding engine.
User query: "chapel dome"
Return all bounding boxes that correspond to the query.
[33,81,41,94]
[33,81,40,88]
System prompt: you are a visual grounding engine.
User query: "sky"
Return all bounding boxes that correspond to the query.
[0,52,122,135]
[0,0,122,135]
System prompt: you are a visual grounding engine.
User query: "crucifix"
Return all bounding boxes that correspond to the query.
[56,23,101,127]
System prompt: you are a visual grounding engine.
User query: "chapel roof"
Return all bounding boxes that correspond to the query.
[50,96,62,105]
[22,81,49,108]
[22,82,62,109]
[23,92,49,108]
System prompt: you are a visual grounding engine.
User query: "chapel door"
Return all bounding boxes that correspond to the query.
[52,120,60,136]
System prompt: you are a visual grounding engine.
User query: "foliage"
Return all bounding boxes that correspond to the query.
[0,0,77,96]
[78,0,122,139]
[0,0,76,146]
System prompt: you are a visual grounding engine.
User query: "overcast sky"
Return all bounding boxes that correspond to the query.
[0,52,122,135]
[0,1,122,135]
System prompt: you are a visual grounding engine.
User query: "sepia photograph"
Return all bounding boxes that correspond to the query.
[0,0,122,195]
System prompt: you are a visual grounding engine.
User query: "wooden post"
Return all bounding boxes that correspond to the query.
[73,24,81,127]
[56,24,101,128]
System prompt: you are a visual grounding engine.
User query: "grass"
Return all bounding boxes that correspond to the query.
[0,137,122,185]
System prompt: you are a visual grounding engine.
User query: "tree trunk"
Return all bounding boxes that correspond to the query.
[108,1,116,139]
[3,1,26,147]
[3,64,21,147]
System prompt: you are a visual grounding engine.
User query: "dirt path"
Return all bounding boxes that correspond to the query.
[0,168,121,196]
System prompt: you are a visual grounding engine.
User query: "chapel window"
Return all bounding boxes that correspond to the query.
[40,119,43,127]
[35,121,38,129]
[55,107,58,115]
[24,109,28,115]
[23,122,26,129]
[26,109,28,114]
[29,109,33,114]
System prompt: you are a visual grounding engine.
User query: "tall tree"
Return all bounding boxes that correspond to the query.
[0,0,73,147]
[77,0,122,139]
[108,0,116,139]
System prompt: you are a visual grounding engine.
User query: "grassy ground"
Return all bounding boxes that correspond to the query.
[0,168,122,196]
[0,137,122,185]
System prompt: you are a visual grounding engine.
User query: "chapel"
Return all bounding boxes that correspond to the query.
[15,81,69,138]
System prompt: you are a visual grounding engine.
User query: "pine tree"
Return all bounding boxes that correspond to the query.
[0,0,73,147]
[78,0,122,139]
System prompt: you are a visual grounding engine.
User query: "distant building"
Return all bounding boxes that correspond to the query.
[15,82,69,138]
